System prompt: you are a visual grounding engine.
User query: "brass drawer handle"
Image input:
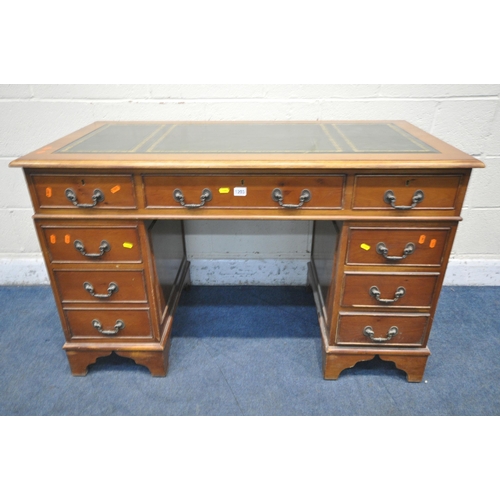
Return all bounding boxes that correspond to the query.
[92,319,125,336]
[383,189,424,210]
[376,242,415,261]
[65,188,105,208]
[83,281,118,298]
[272,188,311,208]
[363,325,399,343]
[173,188,212,208]
[369,286,406,304]
[74,240,111,258]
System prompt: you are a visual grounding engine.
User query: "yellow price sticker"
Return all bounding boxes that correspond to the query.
[123,242,134,249]
[360,243,371,251]
[219,187,230,194]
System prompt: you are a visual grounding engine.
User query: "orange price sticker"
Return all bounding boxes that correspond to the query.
[50,234,56,244]
[46,187,52,198]
[419,235,426,244]
[64,234,71,244]
[429,239,437,248]
[110,185,121,194]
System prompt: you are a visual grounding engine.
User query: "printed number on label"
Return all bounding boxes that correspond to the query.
[234,187,247,196]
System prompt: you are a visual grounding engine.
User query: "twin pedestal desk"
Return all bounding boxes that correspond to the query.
[10,121,484,382]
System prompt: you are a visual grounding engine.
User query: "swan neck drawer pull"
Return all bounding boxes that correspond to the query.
[369,286,406,304]
[92,319,125,336]
[376,242,415,261]
[383,189,424,210]
[74,240,111,258]
[363,325,399,343]
[173,188,212,208]
[83,281,118,298]
[65,188,105,208]
[272,188,311,208]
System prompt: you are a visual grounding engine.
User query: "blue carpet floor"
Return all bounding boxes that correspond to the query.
[0,285,499,415]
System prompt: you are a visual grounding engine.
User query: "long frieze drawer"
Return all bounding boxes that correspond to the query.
[64,309,154,341]
[54,270,148,304]
[341,273,439,308]
[352,175,462,212]
[40,225,142,263]
[336,313,430,347]
[143,175,345,209]
[31,174,137,209]
[347,227,450,266]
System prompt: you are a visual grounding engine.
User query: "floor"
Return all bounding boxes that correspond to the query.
[0,285,499,415]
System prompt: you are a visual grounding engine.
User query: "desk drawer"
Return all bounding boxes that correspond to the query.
[143,174,344,209]
[40,224,142,263]
[352,175,462,212]
[64,309,153,341]
[341,273,439,308]
[54,270,147,304]
[347,227,450,266]
[31,174,136,209]
[336,313,429,347]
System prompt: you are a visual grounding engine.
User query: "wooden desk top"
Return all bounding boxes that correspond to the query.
[10,121,484,170]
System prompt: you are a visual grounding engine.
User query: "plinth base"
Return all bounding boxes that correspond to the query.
[323,345,430,382]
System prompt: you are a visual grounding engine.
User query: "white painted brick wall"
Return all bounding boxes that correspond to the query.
[1,84,499,285]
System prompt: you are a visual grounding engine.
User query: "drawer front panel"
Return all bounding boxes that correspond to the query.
[347,228,450,266]
[32,174,136,209]
[143,175,344,209]
[41,225,142,263]
[342,273,439,308]
[352,175,462,211]
[64,309,153,341]
[54,270,147,304]
[336,314,429,346]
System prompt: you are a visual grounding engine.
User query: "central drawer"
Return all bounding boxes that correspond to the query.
[143,174,345,209]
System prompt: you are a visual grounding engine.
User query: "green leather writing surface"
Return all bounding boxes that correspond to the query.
[56,122,438,154]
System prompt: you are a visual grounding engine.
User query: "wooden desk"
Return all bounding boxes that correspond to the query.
[10,121,484,381]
